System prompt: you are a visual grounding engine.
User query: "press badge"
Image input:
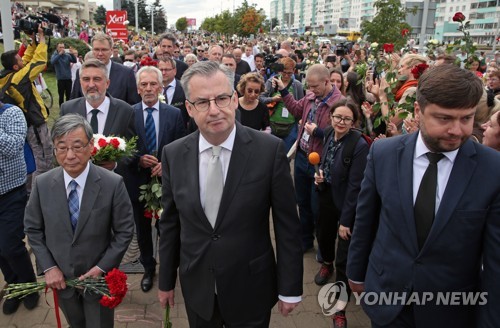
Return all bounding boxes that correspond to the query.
[301,131,310,142]
[282,108,289,118]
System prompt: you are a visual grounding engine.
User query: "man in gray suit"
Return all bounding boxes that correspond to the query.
[158,62,303,327]
[24,114,134,327]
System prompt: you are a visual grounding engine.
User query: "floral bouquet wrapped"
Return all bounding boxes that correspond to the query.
[3,268,128,309]
[91,134,137,163]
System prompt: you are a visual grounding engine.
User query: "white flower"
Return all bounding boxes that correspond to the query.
[304,31,311,36]
[357,38,362,43]
[429,39,438,45]
[123,20,129,25]
[311,31,317,36]
[306,59,311,64]
[473,42,478,46]
[93,134,106,150]
[158,94,166,103]
[371,42,379,48]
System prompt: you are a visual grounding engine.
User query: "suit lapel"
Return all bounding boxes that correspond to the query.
[424,140,477,248]
[135,104,147,149]
[158,103,167,150]
[397,133,419,254]
[52,168,74,236]
[214,123,251,230]
[103,95,117,135]
[183,132,212,230]
[74,164,101,241]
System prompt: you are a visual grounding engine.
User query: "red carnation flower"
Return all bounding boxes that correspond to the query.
[154,211,160,219]
[452,12,466,22]
[383,43,394,53]
[98,138,108,148]
[410,63,429,79]
[401,28,409,37]
[91,147,98,156]
[110,138,120,149]
[144,209,153,219]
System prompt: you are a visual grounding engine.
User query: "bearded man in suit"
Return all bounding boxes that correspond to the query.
[157,61,303,327]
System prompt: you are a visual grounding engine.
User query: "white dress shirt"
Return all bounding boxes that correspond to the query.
[413,132,458,213]
[85,97,110,134]
[63,161,90,208]
[165,79,176,105]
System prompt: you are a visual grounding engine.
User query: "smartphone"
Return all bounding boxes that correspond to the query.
[65,49,70,54]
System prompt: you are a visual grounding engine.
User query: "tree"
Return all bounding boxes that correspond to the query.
[121,0,149,30]
[150,0,167,35]
[361,0,417,49]
[94,5,107,26]
[241,7,265,36]
[176,17,188,32]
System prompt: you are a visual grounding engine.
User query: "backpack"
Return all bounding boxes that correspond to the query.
[324,127,372,181]
[0,72,18,107]
[0,103,36,174]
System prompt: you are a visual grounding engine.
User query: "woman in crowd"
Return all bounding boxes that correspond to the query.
[184,53,198,67]
[314,98,370,327]
[482,111,500,151]
[236,72,270,131]
[330,68,345,95]
[469,59,483,78]
[261,57,305,151]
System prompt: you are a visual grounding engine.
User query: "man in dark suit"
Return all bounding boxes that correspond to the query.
[347,64,500,327]
[233,48,251,76]
[157,58,189,128]
[132,65,186,292]
[157,61,303,327]
[157,33,188,80]
[24,114,134,327]
[61,59,136,197]
[70,33,141,105]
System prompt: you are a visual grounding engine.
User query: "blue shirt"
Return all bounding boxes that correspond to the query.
[0,105,27,195]
[50,51,76,80]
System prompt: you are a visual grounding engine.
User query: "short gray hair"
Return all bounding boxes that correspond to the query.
[80,58,108,80]
[180,61,234,100]
[136,66,163,88]
[51,114,93,143]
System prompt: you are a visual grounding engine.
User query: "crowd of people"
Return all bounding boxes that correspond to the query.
[1,5,500,327]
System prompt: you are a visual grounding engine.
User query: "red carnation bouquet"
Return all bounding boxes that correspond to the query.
[91,134,137,163]
[383,43,394,54]
[140,56,158,67]
[410,63,430,79]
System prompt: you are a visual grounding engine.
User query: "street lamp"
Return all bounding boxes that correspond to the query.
[151,6,160,37]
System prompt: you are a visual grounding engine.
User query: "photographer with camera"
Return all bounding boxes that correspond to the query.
[51,42,76,107]
[0,23,54,189]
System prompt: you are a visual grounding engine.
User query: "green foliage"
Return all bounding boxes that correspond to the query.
[361,0,416,50]
[176,17,188,32]
[121,0,149,30]
[446,16,478,68]
[200,0,266,37]
[47,38,91,60]
[94,5,107,26]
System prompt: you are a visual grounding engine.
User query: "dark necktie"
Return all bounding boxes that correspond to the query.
[90,109,99,133]
[145,107,157,154]
[414,152,445,249]
[68,180,79,232]
[164,85,172,104]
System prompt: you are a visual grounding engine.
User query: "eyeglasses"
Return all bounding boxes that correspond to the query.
[54,141,90,154]
[93,48,111,54]
[159,68,175,72]
[245,88,261,94]
[197,49,205,52]
[187,94,233,112]
[331,115,354,124]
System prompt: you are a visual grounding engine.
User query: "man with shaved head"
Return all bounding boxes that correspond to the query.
[208,45,224,63]
[233,48,251,76]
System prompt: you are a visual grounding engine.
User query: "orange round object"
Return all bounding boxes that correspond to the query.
[308,152,321,165]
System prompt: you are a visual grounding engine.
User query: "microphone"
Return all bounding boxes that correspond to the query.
[308,152,324,191]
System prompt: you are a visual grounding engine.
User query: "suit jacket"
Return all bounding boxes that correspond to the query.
[24,164,134,299]
[60,95,137,196]
[70,61,141,105]
[320,128,369,228]
[130,101,186,202]
[158,122,303,322]
[174,59,188,80]
[347,133,500,327]
[169,79,189,128]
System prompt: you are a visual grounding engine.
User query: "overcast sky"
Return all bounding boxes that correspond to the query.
[100,0,269,29]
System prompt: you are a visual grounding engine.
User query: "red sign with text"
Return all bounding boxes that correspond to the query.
[187,18,196,27]
[106,10,128,42]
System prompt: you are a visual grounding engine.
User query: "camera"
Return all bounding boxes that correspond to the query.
[336,43,347,57]
[325,55,336,63]
[16,15,53,36]
[264,54,284,74]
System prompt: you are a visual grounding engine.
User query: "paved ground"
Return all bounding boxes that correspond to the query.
[0,244,371,328]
